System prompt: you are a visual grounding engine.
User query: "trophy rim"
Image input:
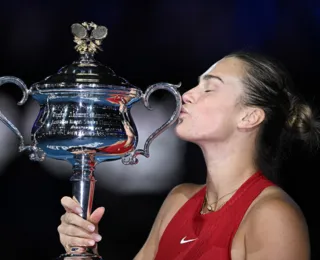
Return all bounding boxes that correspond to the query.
[29,83,143,94]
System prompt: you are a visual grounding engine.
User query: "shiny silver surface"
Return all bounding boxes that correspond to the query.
[0,76,45,161]
[0,21,182,260]
[57,252,102,260]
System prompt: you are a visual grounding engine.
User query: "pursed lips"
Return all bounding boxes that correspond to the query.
[181,106,188,113]
[179,106,189,117]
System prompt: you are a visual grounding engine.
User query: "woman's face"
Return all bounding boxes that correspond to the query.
[175,57,247,144]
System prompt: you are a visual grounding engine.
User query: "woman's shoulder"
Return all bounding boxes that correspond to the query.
[242,185,305,224]
[240,185,308,241]
[156,183,204,231]
[168,183,205,200]
[160,183,204,215]
[238,185,310,259]
[251,185,302,213]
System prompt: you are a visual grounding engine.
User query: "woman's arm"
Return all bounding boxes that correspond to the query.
[244,197,310,260]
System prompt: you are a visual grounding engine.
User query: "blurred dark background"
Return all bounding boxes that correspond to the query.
[0,0,319,259]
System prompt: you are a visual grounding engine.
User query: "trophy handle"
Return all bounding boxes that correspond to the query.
[122,82,182,165]
[0,76,45,161]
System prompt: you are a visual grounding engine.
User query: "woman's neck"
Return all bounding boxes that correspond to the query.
[200,139,258,204]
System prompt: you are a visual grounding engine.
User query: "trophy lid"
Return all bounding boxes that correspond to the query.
[31,22,137,92]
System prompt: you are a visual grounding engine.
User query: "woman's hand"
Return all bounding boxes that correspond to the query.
[57,196,105,254]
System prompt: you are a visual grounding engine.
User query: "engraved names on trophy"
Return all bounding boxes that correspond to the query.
[35,103,126,138]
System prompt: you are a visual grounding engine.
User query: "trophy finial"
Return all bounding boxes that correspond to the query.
[71,22,108,55]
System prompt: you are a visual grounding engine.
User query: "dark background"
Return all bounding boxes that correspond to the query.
[0,1,319,259]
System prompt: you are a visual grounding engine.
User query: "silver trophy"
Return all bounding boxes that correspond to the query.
[0,22,182,260]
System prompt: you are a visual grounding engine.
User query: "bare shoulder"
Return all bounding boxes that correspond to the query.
[246,185,307,225]
[242,185,310,259]
[133,183,203,260]
[158,183,204,233]
[167,183,204,202]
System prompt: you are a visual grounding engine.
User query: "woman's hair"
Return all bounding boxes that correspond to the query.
[225,51,320,183]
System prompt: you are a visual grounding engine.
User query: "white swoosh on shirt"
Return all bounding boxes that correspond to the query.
[180,236,198,244]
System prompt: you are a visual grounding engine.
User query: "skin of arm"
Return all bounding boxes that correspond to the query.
[244,196,310,260]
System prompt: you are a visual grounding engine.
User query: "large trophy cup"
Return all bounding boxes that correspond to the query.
[0,22,182,259]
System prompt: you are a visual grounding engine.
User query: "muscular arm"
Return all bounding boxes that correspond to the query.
[133,184,200,260]
[245,197,310,260]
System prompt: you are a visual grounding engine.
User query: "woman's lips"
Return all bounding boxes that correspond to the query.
[180,106,188,115]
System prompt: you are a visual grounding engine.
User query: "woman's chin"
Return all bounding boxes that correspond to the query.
[174,123,191,141]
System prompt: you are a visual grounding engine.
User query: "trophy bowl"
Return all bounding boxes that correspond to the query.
[0,22,182,260]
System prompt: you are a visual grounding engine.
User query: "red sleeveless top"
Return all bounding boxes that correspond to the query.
[154,171,274,260]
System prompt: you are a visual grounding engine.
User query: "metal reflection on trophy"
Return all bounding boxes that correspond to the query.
[0,21,182,260]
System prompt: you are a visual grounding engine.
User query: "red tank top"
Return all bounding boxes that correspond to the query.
[154,171,274,260]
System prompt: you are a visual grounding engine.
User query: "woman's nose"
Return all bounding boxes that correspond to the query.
[182,90,193,104]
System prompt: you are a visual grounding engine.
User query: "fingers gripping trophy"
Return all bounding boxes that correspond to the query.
[0,22,182,260]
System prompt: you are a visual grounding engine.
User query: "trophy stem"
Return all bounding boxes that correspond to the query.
[71,153,96,220]
[57,153,102,259]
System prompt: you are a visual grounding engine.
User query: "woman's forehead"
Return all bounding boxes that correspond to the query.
[202,62,218,76]
[201,58,245,80]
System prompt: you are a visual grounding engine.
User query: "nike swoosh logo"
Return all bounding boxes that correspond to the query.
[180,236,198,244]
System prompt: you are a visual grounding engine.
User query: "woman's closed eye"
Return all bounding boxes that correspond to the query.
[203,84,217,93]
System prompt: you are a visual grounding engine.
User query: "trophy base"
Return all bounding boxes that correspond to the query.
[57,253,102,260]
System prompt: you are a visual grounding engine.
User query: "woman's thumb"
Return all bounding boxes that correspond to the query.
[89,207,105,225]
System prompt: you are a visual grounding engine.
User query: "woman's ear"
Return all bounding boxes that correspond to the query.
[238,107,265,130]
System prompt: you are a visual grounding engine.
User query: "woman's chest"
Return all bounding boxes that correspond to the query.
[156,212,246,260]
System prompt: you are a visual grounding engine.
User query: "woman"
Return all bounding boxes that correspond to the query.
[95,97,136,155]
[58,51,315,259]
